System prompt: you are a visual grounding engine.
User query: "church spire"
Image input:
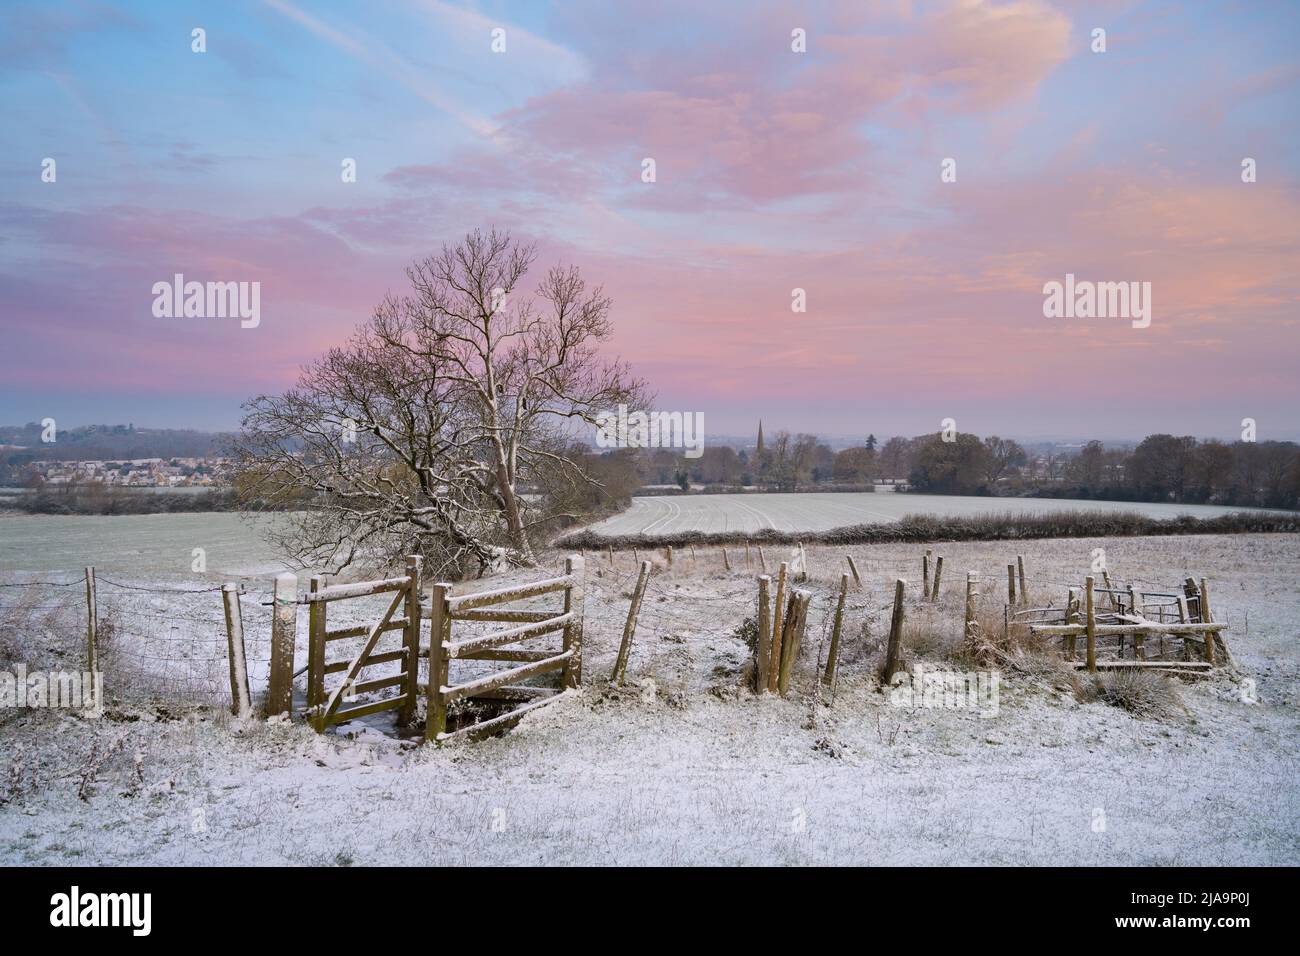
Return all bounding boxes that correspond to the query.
[756,420,765,454]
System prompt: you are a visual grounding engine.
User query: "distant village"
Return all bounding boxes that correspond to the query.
[16,456,232,489]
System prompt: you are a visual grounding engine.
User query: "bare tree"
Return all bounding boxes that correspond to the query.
[231,228,647,576]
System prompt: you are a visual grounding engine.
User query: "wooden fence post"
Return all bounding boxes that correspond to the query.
[880,579,907,686]
[425,582,451,741]
[745,540,751,568]
[758,546,767,573]
[823,572,850,686]
[923,550,932,599]
[846,554,861,588]
[931,556,944,602]
[964,572,980,647]
[767,562,788,692]
[1128,584,1143,659]
[666,546,673,570]
[722,547,731,571]
[798,542,809,582]
[756,574,772,693]
[1017,555,1028,606]
[1103,570,1118,609]
[1065,587,1080,661]
[307,574,326,724]
[401,555,423,725]
[83,566,97,675]
[1084,575,1097,673]
[267,572,297,718]
[607,544,614,566]
[561,555,585,687]
[221,583,252,718]
[1007,563,1016,605]
[1199,578,1214,664]
[777,589,812,696]
[612,561,651,685]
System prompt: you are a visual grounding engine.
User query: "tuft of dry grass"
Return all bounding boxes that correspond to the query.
[1073,668,1184,719]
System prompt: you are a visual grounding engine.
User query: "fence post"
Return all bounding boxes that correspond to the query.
[1128,584,1143,659]
[1199,578,1214,664]
[1007,563,1016,605]
[561,555,585,687]
[1065,587,1081,661]
[611,560,650,685]
[758,546,767,573]
[267,572,297,718]
[767,562,789,692]
[931,556,944,602]
[777,589,811,697]
[221,583,252,718]
[401,555,423,725]
[607,544,614,566]
[1084,575,1097,673]
[798,542,809,582]
[745,540,751,568]
[880,579,907,687]
[756,574,772,693]
[1017,555,1028,606]
[846,554,861,588]
[922,550,932,599]
[964,572,980,647]
[83,566,97,675]
[666,546,673,570]
[722,547,731,571]
[307,575,326,726]
[425,583,451,741]
[823,572,850,686]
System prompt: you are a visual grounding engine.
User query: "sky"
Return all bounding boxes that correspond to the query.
[0,0,1297,442]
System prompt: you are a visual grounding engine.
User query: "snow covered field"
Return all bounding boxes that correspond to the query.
[2,532,1297,865]
[585,491,1286,536]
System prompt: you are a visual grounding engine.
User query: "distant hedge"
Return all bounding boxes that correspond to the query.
[557,509,1300,551]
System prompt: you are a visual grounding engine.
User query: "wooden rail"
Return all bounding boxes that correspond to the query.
[427,556,584,744]
[306,560,422,732]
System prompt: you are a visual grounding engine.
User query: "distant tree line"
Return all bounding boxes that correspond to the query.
[615,430,1300,510]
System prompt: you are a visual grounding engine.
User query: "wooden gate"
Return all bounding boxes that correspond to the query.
[426,555,584,744]
[305,556,423,731]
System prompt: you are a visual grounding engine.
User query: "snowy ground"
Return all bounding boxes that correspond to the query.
[2,533,1298,865]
